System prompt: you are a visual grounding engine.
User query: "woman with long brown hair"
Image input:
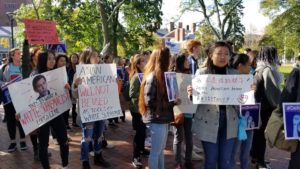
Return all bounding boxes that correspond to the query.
[139,47,180,169]
[129,54,147,168]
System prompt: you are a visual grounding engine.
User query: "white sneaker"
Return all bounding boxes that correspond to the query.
[89,152,95,156]
[191,151,204,161]
[106,142,115,149]
[62,165,69,169]
[145,137,151,147]
[193,145,203,153]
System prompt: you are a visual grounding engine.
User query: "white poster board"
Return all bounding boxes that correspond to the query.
[77,64,122,123]
[164,72,179,102]
[8,67,72,135]
[176,73,197,113]
[192,74,254,105]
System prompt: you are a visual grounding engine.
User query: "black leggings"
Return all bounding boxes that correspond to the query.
[4,103,25,140]
[131,112,146,158]
[38,115,69,169]
[71,103,77,124]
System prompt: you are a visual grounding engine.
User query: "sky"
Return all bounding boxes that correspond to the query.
[161,0,271,34]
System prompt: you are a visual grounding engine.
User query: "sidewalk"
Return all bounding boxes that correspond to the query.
[0,107,290,169]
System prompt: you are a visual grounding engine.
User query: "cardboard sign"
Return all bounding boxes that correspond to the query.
[176,73,197,114]
[77,64,122,123]
[1,76,22,105]
[240,104,261,130]
[283,103,300,140]
[192,74,254,105]
[165,72,179,102]
[24,19,60,44]
[8,67,72,135]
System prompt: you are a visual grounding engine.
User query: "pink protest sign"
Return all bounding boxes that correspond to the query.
[24,19,60,44]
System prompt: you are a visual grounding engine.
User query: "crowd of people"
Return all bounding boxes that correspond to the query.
[0,39,299,169]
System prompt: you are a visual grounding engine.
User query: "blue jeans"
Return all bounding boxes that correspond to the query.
[148,123,169,169]
[80,120,105,161]
[202,110,236,169]
[230,130,254,169]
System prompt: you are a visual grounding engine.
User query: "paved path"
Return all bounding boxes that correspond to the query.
[0,108,291,169]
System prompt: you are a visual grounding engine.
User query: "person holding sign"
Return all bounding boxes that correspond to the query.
[187,41,240,169]
[72,47,111,169]
[229,53,256,169]
[33,51,69,169]
[172,54,197,169]
[139,47,181,169]
[250,47,282,169]
[0,48,27,152]
[277,68,300,169]
[129,54,148,168]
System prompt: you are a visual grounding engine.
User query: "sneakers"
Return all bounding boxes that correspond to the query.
[256,161,271,169]
[191,151,204,161]
[193,145,203,153]
[72,123,80,128]
[144,137,151,147]
[66,125,71,130]
[132,157,142,168]
[20,141,28,151]
[7,143,17,152]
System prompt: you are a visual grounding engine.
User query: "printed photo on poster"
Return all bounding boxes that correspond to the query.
[138,73,143,83]
[164,72,179,102]
[283,103,300,140]
[240,104,261,130]
[8,67,72,135]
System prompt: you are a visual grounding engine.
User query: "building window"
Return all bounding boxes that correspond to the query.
[5,3,17,11]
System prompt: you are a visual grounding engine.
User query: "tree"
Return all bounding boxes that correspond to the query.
[180,0,245,48]
[259,3,300,59]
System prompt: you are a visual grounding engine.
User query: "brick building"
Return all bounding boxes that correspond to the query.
[0,0,30,26]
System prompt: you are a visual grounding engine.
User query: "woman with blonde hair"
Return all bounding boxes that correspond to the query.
[139,47,180,169]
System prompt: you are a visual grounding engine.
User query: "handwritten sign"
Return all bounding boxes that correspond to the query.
[8,67,72,135]
[24,19,60,44]
[1,76,22,105]
[176,73,197,113]
[240,104,261,130]
[283,103,300,140]
[192,74,253,105]
[77,64,122,123]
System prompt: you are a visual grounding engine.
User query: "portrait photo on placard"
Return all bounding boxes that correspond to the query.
[164,72,178,102]
[283,103,300,140]
[240,103,261,130]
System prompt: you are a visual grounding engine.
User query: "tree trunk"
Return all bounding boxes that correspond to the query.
[98,1,110,53]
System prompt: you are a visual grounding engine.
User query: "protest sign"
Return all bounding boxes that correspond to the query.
[192,74,254,105]
[165,41,181,55]
[240,104,261,130]
[165,72,179,102]
[8,67,72,135]
[176,73,197,113]
[24,19,60,44]
[283,103,300,140]
[77,64,122,123]
[1,76,22,105]
[138,73,143,83]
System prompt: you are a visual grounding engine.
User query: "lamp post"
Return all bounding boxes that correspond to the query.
[6,12,16,48]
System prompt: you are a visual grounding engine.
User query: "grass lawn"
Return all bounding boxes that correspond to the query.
[278,65,293,77]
